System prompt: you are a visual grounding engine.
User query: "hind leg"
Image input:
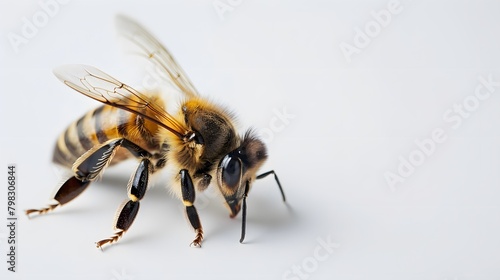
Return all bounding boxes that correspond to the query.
[26,138,125,216]
[26,138,152,216]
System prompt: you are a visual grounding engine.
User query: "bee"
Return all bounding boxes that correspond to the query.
[26,15,286,249]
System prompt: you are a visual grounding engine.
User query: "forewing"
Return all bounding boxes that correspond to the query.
[115,14,199,98]
[53,64,187,139]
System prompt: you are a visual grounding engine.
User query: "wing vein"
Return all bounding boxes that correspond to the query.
[54,64,188,140]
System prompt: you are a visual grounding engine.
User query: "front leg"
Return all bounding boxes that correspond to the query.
[180,169,204,247]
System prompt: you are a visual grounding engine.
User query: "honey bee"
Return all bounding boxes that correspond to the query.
[26,15,286,249]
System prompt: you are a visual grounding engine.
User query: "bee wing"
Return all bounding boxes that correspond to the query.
[53,64,188,139]
[115,14,199,98]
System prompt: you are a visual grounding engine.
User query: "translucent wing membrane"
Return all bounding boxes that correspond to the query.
[115,14,199,98]
[53,64,188,139]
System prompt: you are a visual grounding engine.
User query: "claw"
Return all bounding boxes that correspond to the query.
[25,204,60,217]
[190,241,201,248]
[190,228,203,248]
[95,230,124,250]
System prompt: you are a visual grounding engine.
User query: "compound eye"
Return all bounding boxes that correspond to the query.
[220,155,242,190]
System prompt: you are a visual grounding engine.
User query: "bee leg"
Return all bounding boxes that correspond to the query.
[180,169,204,248]
[96,158,152,249]
[256,170,286,202]
[25,139,124,217]
[25,177,91,216]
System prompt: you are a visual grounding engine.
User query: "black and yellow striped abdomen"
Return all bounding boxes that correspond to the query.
[53,104,161,168]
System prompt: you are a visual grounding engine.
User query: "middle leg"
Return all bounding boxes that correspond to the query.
[96,155,154,249]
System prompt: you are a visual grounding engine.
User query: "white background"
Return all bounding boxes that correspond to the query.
[1,0,500,279]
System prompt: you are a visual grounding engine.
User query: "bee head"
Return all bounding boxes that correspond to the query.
[216,130,268,217]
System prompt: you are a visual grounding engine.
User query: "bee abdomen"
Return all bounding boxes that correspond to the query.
[52,105,127,168]
[52,104,162,168]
